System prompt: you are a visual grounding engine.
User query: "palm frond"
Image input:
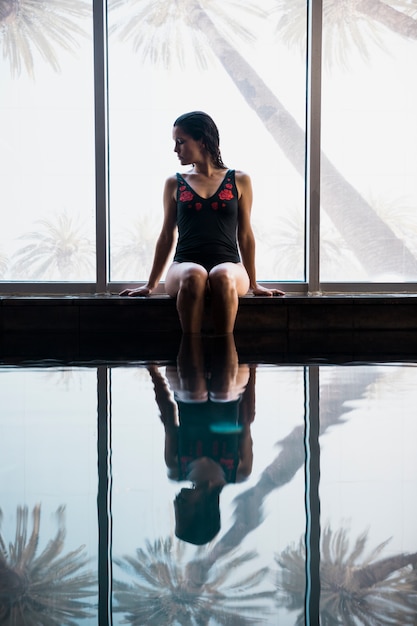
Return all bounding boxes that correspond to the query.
[275,524,417,624]
[109,0,267,70]
[11,211,95,280]
[114,536,274,624]
[0,504,96,624]
[0,0,91,78]
[273,0,417,72]
[111,215,162,279]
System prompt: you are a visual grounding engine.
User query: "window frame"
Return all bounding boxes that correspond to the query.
[1,0,416,297]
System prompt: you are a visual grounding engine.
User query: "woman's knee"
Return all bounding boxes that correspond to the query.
[179,267,208,297]
[166,263,208,297]
[208,267,237,294]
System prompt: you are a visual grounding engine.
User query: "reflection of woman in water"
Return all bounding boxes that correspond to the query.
[148,334,255,545]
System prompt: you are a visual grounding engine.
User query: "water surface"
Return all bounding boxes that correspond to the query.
[1,339,416,624]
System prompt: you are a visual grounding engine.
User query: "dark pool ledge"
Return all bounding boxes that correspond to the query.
[1,294,417,362]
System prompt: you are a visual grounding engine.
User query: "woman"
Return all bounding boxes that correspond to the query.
[120,111,284,333]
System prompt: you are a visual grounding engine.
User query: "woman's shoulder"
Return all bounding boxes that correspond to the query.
[233,170,252,192]
[164,174,179,189]
[233,169,251,181]
[162,175,179,205]
[165,171,192,187]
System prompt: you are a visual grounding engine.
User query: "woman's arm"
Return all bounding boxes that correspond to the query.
[120,176,178,296]
[147,364,179,476]
[235,364,256,481]
[236,171,285,297]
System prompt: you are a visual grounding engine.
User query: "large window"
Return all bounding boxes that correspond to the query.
[0,0,416,294]
[0,0,96,285]
[320,1,417,284]
[107,0,306,283]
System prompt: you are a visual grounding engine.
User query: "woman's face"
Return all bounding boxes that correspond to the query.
[172,125,205,166]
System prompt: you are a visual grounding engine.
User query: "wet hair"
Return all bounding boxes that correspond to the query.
[174,486,222,545]
[173,111,227,169]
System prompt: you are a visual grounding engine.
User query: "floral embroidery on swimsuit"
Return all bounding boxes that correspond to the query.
[178,172,235,211]
[217,177,234,205]
[179,189,194,203]
[219,188,233,201]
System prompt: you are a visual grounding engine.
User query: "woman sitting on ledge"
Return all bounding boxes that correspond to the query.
[120,111,284,334]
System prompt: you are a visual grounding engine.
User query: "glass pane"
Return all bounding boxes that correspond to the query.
[320,2,417,282]
[0,366,98,622]
[111,344,306,623]
[319,364,417,623]
[107,0,306,283]
[0,2,95,282]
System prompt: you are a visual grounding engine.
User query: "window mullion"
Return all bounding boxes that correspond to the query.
[305,0,323,294]
[97,366,113,625]
[304,365,321,623]
[93,0,110,293]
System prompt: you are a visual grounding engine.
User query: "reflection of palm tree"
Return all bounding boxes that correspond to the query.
[114,536,273,625]
[109,0,417,276]
[0,0,91,78]
[111,216,162,280]
[0,504,96,624]
[193,368,381,573]
[11,211,94,280]
[275,525,417,625]
[41,368,86,391]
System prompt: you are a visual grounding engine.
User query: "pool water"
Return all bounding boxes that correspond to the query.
[1,335,416,625]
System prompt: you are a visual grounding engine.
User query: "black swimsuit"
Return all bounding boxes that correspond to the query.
[173,169,241,271]
[176,398,241,483]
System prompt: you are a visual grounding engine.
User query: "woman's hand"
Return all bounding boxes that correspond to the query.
[251,284,285,297]
[119,285,153,297]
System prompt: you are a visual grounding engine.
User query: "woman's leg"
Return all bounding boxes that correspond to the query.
[166,333,208,402]
[209,333,250,401]
[208,263,250,334]
[165,262,209,333]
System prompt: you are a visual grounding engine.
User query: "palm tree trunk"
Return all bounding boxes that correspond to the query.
[358,0,417,39]
[352,552,417,588]
[187,2,417,276]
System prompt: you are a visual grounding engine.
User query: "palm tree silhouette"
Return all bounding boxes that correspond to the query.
[111,215,162,280]
[275,0,417,71]
[367,193,417,259]
[11,211,95,280]
[0,504,96,624]
[259,207,362,279]
[340,0,417,39]
[275,525,417,625]
[0,250,8,279]
[109,0,267,68]
[113,536,274,625]
[109,0,417,277]
[0,0,91,78]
